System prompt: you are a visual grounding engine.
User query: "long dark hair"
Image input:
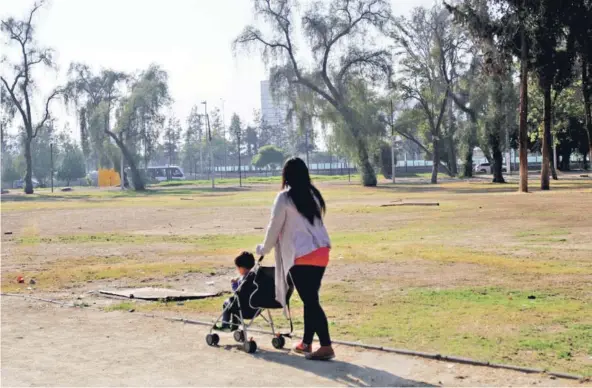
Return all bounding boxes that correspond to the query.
[282,157,326,224]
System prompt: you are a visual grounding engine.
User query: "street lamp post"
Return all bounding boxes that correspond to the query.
[201,101,215,189]
[390,99,396,184]
[221,98,227,178]
[237,126,242,187]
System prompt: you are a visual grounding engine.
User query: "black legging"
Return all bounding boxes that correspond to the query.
[290,265,331,347]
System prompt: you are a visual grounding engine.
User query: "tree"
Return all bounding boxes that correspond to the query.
[182,106,204,178]
[1,84,16,185]
[235,0,392,186]
[393,5,458,183]
[445,0,517,184]
[29,125,56,186]
[163,116,182,168]
[569,1,592,169]
[229,113,244,156]
[66,64,128,171]
[252,145,285,171]
[524,0,575,189]
[57,141,86,186]
[68,64,170,190]
[245,126,259,157]
[1,1,62,194]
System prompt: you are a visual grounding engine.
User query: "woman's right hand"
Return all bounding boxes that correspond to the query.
[256,244,264,256]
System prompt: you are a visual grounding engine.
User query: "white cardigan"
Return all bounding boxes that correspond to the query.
[256,190,331,311]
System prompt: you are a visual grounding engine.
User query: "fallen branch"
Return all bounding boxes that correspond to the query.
[380,202,440,207]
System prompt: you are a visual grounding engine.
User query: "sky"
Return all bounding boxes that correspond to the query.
[1,0,434,142]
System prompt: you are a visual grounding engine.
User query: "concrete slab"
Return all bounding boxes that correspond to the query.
[99,287,222,301]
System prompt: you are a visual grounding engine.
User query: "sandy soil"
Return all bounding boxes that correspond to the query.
[1,296,580,387]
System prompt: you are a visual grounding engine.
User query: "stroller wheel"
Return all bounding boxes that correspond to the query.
[271,336,285,349]
[243,340,257,354]
[206,333,219,347]
[233,330,245,343]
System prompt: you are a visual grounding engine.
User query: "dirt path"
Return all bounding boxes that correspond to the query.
[1,297,579,387]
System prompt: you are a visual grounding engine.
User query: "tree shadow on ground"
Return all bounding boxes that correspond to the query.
[0,186,252,202]
[243,347,436,387]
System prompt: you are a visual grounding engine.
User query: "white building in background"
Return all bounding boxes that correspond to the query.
[260,80,291,129]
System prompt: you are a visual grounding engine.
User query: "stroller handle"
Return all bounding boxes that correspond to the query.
[258,255,265,263]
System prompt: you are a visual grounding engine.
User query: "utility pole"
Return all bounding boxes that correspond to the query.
[50,143,54,193]
[199,115,204,179]
[237,125,242,187]
[390,99,396,183]
[202,101,215,189]
[221,98,227,178]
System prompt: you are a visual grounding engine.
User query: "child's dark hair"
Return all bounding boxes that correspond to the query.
[235,251,255,269]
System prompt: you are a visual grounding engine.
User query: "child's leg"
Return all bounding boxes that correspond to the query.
[221,298,233,328]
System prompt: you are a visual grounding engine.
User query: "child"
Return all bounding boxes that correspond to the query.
[216,251,255,331]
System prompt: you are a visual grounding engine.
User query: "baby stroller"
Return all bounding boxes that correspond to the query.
[205,256,294,353]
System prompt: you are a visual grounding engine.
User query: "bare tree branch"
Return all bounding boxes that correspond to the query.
[0,75,28,128]
[32,88,62,138]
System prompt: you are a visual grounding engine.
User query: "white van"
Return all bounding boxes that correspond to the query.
[144,166,186,182]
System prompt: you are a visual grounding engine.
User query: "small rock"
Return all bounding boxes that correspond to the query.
[128,309,135,313]
[550,376,557,380]
[61,187,73,192]
[206,281,215,286]
[455,376,467,380]
[4,231,13,235]
[17,276,24,283]
[29,279,36,285]
[27,287,32,290]
[528,295,536,300]
[176,302,184,306]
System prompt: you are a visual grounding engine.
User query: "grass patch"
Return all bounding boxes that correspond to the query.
[104,302,137,312]
[321,285,592,375]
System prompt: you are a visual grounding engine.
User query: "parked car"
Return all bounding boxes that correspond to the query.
[474,162,507,174]
[13,178,40,189]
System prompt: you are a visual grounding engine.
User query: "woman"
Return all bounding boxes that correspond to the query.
[256,157,334,361]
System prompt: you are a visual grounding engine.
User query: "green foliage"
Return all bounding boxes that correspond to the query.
[252,145,285,170]
[371,141,394,179]
[57,141,86,185]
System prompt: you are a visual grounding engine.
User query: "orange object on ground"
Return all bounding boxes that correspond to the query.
[294,247,330,267]
[17,276,24,283]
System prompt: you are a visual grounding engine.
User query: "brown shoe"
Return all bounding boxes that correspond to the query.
[305,345,335,361]
[293,342,312,354]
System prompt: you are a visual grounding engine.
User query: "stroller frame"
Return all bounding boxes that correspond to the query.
[205,256,293,353]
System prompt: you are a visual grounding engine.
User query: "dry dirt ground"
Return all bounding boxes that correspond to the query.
[2,174,592,385]
[0,296,581,387]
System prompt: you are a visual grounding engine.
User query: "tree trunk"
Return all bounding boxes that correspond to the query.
[431,137,439,184]
[355,139,376,186]
[446,97,458,177]
[559,149,571,171]
[541,85,552,190]
[518,21,529,192]
[24,134,34,194]
[107,131,145,191]
[490,133,505,183]
[463,147,474,178]
[582,59,592,169]
[549,143,558,180]
[491,77,506,183]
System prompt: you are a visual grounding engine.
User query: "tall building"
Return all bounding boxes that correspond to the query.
[260,80,291,129]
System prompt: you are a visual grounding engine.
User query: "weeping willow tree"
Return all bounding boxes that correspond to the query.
[67,64,169,190]
[234,0,393,186]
